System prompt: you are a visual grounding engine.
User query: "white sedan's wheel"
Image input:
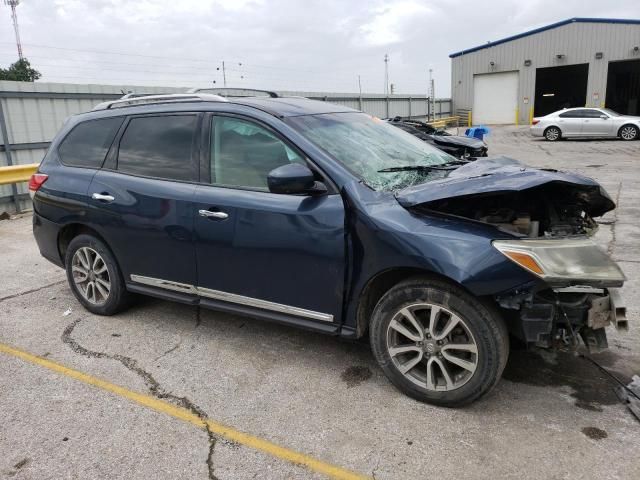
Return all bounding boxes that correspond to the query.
[619,125,638,141]
[544,127,561,141]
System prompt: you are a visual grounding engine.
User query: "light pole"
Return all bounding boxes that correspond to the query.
[4,0,23,60]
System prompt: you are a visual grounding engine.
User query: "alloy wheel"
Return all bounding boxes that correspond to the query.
[620,126,637,140]
[545,128,559,141]
[71,247,111,305]
[386,303,478,391]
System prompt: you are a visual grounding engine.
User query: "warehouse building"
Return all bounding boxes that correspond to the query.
[450,18,640,125]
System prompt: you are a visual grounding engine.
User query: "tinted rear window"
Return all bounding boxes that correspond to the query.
[58,117,123,168]
[117,115,197,182]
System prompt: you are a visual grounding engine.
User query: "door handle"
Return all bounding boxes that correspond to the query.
[92,192,115,202]
[199,209,229,220]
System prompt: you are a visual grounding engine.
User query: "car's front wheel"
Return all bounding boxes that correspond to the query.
[369,277,508,407]
[65,234,131,315]
[619,124,638,141]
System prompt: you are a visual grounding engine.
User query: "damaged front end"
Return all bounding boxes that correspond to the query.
[397,157,627,352]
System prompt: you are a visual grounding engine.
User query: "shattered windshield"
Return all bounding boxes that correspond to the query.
[286,112,456,191]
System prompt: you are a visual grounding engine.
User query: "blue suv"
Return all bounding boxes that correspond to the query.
[31,91,627,406]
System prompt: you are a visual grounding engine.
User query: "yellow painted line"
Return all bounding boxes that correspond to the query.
[0,342,370,480]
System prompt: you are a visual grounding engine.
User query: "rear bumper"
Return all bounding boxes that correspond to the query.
[33,212,63,268]
[530,125,545,137]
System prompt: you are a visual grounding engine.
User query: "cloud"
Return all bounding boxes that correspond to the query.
[0,0,639,96]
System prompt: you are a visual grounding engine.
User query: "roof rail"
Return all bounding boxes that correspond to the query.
[92,93,228,111]
[189,87,279,98]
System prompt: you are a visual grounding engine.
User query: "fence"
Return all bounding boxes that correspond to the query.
[0,80,451,214]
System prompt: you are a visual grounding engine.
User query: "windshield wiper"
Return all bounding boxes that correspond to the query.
[377,161,468,173]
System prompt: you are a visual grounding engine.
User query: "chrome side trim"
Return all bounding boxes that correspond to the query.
[129,275,334,323]
[130,275,197,294]
[196,286,334,322]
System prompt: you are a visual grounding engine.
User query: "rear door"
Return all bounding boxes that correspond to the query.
[88,113,201,289]
[193,114,346,325]
[557,110,585,136]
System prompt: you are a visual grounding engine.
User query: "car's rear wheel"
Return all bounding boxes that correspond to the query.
[619,124,638,141]
[369,277,508,407]
[65,234,130,315]
[544,126,561,141]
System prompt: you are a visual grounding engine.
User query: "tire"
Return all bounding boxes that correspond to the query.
[369,276,508,407]
[544,126,561,141]
[64,234,131,315]
[618,124,638,141]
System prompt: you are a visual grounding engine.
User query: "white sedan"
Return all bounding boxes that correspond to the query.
[530,107,640,141]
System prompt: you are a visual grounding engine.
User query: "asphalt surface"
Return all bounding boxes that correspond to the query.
[1,126,639,479]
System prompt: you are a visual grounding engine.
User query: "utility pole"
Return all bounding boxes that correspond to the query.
[357,74,363,111]
[384,53,389,95]
[222,61,227,88]
[4,1,23,60]
[428,68,435,121]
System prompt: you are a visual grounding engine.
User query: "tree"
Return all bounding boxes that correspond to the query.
[0,58,41,82]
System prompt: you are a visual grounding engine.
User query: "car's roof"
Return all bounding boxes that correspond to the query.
[83,95,358,121]
[231,96,357,117]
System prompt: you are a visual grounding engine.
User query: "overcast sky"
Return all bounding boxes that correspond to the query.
[1,0,639,96]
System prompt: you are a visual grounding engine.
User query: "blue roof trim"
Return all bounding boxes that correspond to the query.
[449,17,640,58]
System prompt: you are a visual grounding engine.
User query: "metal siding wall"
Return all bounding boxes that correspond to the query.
[0,82,452,213]
[451,22,640,124]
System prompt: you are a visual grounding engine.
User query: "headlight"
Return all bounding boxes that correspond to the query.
[493,238,626,286]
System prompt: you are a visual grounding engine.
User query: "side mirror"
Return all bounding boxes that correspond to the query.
[267,163,325,195]
[600,115,608,119]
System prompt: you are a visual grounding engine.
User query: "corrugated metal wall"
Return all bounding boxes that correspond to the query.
[0,81,451,213]
[451,21,640,124]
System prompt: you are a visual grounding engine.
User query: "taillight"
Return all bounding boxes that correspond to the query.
[28,173,48,198]
[532,118,540,125]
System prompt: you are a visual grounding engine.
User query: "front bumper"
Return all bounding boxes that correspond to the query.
[502,286,627,351]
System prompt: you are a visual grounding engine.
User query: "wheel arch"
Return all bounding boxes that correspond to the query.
[58,223,112,265]
[354,267,474,338]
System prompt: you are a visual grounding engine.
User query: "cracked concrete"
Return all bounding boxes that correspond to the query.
[1,126,640,479]
[62,316,220,480]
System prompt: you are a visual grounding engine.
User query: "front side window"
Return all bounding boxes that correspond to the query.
[211,116,303,190]
[58,117,123,168]
[287,112,454,192]
[117,115,197,181]
[582,109,605,118]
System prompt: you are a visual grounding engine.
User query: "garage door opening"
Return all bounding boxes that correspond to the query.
[534,64,589,116]
[472,71,518,124]
[606,59,640,116]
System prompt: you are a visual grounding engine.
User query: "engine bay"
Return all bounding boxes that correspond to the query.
[416,183,601,238]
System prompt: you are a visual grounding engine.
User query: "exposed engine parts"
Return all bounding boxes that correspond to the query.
[418,183,601,238]
[497,286,627,352]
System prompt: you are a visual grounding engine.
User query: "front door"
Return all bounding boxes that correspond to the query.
[193,115,346,324]
[88,113,201,288]
[580,109,613,136]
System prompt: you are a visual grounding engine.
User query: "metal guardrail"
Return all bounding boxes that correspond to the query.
[0,163,38,186]
[426,116,461,129]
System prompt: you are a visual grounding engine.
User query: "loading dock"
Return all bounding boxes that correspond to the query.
[450,18,640,124]
[534,64,589,117]
[606,59,640,115]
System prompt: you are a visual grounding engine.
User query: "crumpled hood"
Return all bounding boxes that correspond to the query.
[396,156,615,217]
[431,134,485,149]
